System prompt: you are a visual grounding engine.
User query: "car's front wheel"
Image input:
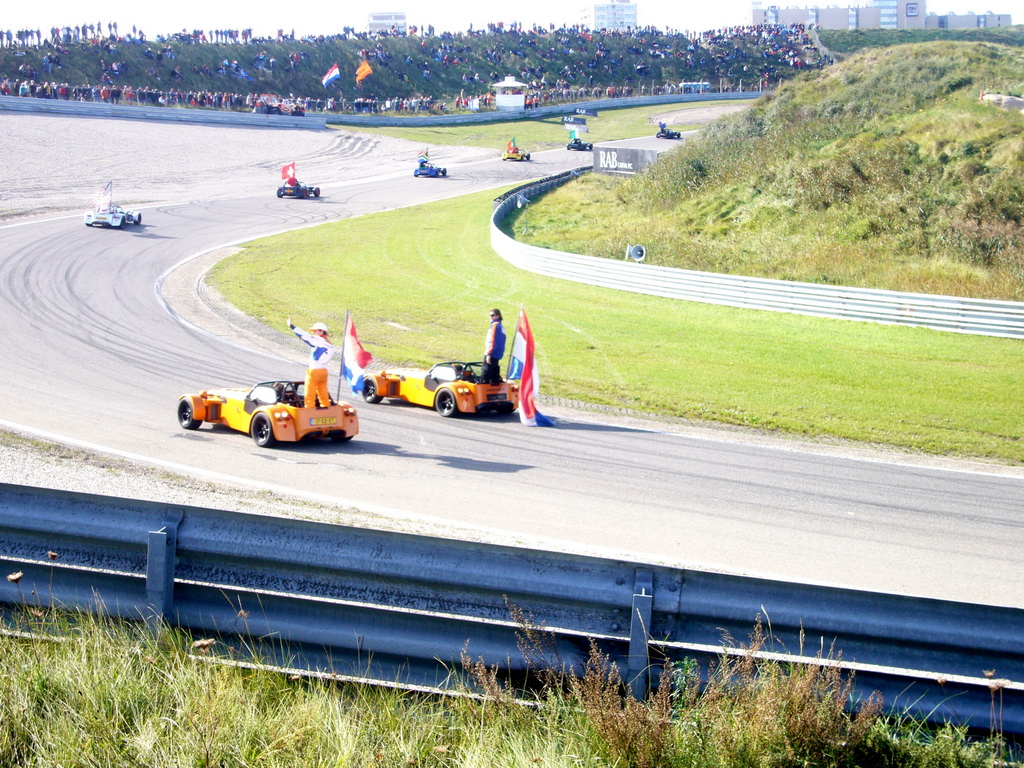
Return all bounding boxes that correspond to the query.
[314,188,321,197]
[362,379,383,404]
[177,399,201,430]
[250,413,277,447]
[434,389,458,417]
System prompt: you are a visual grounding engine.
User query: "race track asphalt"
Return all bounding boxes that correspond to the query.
[2,115,1022,610]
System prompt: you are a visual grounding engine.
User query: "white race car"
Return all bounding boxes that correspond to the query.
[84,206,142,228]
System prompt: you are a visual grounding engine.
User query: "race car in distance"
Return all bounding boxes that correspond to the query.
[253,94,305,116]
[84,205,142,228]
[362,361,519,417]
[177,380,359,447]
[414,162,447,178]
[566,138,593,151]
[502,147,531,161]
[277,181,321,199]
[656,122,681,139]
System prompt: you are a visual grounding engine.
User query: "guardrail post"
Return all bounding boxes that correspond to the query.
[627,568,654,700]
[146,510,183,626]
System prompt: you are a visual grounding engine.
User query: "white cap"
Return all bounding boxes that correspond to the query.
[310,322,329,332]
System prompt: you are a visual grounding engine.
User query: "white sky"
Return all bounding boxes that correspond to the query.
[2,0,1006,39]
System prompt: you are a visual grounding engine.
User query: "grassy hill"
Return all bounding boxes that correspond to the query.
[511,40,1024,300]
[818,25,1024,58]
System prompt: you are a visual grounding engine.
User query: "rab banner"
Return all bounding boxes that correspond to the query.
[562,115,587,125]
[594,147,660,177]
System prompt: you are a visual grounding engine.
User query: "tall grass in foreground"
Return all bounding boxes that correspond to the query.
[0,607,1009,767]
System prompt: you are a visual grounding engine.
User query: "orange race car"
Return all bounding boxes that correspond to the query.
[177,380,358,447]
[362,361,519,417]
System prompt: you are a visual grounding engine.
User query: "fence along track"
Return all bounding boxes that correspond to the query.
[491,170,1024,338]
[1,482,1022,733]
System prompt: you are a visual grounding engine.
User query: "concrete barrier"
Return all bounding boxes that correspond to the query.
[0,94,328,129]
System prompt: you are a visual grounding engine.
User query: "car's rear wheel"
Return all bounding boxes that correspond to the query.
[277,188,284,198]
[177,399,201,430]
[434,389,458,417]
[251,413,277,447]
[329,432,354,442]
[498,402,515,414]
[362,379,383,404]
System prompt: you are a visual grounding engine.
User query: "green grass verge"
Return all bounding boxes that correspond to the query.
[332,101,734,150]
[0,609,1008,767]
[209,187,1024,464]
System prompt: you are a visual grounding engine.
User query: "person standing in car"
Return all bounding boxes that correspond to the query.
[482,308,506,384]
[288,318,339,408]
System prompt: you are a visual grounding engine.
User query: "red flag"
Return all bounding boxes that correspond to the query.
[280,161,296,180]
[355,60,373,83]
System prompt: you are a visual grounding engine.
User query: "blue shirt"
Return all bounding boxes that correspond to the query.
[485,319,506,359]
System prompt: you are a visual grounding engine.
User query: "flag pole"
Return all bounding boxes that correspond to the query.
[505,304,524,381]
[337,309,350,403]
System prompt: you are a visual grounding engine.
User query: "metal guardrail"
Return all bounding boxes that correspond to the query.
[1,483,1022,732]
[327,92,758,127]
[491,171,1024,339]
[0,94,328,129]
[0,91,757,129]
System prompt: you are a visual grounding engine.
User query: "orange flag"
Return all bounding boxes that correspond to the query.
[355,60,373,83]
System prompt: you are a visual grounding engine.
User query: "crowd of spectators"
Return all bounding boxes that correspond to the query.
[0,20,827,115]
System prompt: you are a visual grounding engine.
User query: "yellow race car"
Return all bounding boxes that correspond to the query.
[177,380,359,447]
[362,361,519,417]
[501,147,531,161]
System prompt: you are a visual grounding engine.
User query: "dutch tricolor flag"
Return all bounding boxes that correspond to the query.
[322,63,341,88]
[341,312,373,394]
[508,309,554,427]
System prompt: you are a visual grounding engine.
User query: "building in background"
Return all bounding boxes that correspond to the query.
[582,0,638,31]
[926,10,1013,27]
[368,12,407,34]
[752,0,1011,29]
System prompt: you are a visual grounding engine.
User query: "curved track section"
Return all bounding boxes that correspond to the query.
[1,119,1022,611]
